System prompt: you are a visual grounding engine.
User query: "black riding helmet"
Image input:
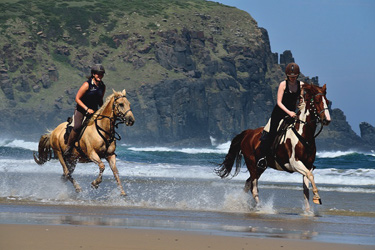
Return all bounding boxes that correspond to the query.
[91,64,105,75]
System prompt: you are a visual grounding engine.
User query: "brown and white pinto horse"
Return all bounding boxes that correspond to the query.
[216,83,331,212]
[34,89,135,196]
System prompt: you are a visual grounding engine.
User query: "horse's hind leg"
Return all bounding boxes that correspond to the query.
[56,151,81,192]
[244,157,262,205]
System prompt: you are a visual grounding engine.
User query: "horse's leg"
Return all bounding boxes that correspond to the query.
[244,157,261,205]
[106,154,126,196]
[91,155,105,189]
[56,151,81,192]
[302,175,311,212]
[307,169,322,205]
[292,160,322,207]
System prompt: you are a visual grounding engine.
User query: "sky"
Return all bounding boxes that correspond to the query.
[215,0,375,135]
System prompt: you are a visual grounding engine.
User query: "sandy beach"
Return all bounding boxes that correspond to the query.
[1,224,373,250]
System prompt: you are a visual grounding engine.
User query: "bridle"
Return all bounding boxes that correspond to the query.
[77,95,131,155]
[95,95,132,149]
[113,95,133,124]
[295,91,328,137]
[290,90,329,150]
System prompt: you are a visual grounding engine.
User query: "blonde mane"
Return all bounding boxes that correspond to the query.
[87,93,115,125]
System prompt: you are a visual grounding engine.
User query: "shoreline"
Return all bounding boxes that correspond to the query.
[1,224,374,250]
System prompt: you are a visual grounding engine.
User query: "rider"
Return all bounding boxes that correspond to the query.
[257,62,304,169]
[64,64,107,157]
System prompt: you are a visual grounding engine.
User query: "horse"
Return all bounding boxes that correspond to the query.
[33,89,135,196]
[215,83,331,212]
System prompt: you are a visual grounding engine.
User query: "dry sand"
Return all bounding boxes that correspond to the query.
[0,224,373,250]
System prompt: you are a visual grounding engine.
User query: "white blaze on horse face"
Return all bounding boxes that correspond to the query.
[322,98,331,121]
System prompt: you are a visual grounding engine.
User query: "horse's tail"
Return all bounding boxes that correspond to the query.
[33,133,53,165]
[215,130,246,179]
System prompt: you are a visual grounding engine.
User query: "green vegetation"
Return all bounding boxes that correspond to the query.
[0,0,258,110]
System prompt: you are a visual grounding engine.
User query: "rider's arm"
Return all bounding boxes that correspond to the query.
[277,81,296,118]
[75,82,92,113]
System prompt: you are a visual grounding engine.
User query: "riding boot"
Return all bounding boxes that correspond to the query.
[63,129,79,158]
[257,132,271,169]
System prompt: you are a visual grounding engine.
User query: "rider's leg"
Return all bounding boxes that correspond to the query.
[257,134,272,169]
[257,112,281,169]
[64,129,79,157]
[64,109,84,157]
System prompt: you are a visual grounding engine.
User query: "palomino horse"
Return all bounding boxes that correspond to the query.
[215,83,331,212]
[34,89,135,196]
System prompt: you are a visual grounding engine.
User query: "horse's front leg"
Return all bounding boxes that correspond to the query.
[293,160,322,212]
[106,153,126,196]
[302,175,311,212]
[91,154,105,189]
[307,169,322,205]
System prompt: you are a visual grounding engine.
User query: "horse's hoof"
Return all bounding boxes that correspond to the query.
[313,198,322,205]
[75,187,82,193]
[61,175,68,183]
[91,182,99,189]
[120,191,127,197]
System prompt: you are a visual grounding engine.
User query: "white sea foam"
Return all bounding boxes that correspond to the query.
[1,158,374,188]
[127,143,230,154]
[316,150,359,158]
[0,139,38,151]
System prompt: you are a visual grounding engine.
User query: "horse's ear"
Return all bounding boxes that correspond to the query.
[112,89,117,95]
[322,84,327,93]
[122,89,126,96]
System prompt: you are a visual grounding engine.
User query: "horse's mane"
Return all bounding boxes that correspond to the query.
[87,93,115,125]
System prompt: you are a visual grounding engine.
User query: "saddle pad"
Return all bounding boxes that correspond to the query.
[263,118,284,133]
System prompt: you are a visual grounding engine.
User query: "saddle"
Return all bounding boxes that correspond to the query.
[261,116,295,155]
[63,115,90,145]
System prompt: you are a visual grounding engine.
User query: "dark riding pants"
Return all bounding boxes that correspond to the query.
[73,109,85,133]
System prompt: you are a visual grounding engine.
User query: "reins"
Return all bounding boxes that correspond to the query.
[290,90,328,149]
[77,95,131,157]
[94,95,131,151]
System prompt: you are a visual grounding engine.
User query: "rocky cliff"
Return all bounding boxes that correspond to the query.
[0,0,373,151]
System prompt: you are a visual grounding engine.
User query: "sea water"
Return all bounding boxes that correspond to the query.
[0,137,374,244]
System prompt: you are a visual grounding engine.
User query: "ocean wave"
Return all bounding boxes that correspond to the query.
[0,138,38,151]
[316,150,375,158]
[2,158,374,188]
[126,142,230,154]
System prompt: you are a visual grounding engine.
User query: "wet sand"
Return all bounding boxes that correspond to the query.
[1,224,373,250]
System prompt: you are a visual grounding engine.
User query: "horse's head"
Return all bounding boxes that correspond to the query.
[112,89,135,126]
[302,83,331,125]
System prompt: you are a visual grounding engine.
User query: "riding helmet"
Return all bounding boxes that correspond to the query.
[91,64,106,75]
[285,63,300,76]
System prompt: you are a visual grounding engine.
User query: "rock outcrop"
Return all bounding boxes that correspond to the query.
[0,0,373,151]
[360,122,375,148]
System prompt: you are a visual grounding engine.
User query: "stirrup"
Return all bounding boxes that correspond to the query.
[257,157,267,170]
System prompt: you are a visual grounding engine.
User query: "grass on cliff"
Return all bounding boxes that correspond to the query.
[1,0,259,110]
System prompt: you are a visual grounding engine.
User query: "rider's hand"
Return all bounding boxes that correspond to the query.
[86,108,94,115]
[289,111,297,118]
